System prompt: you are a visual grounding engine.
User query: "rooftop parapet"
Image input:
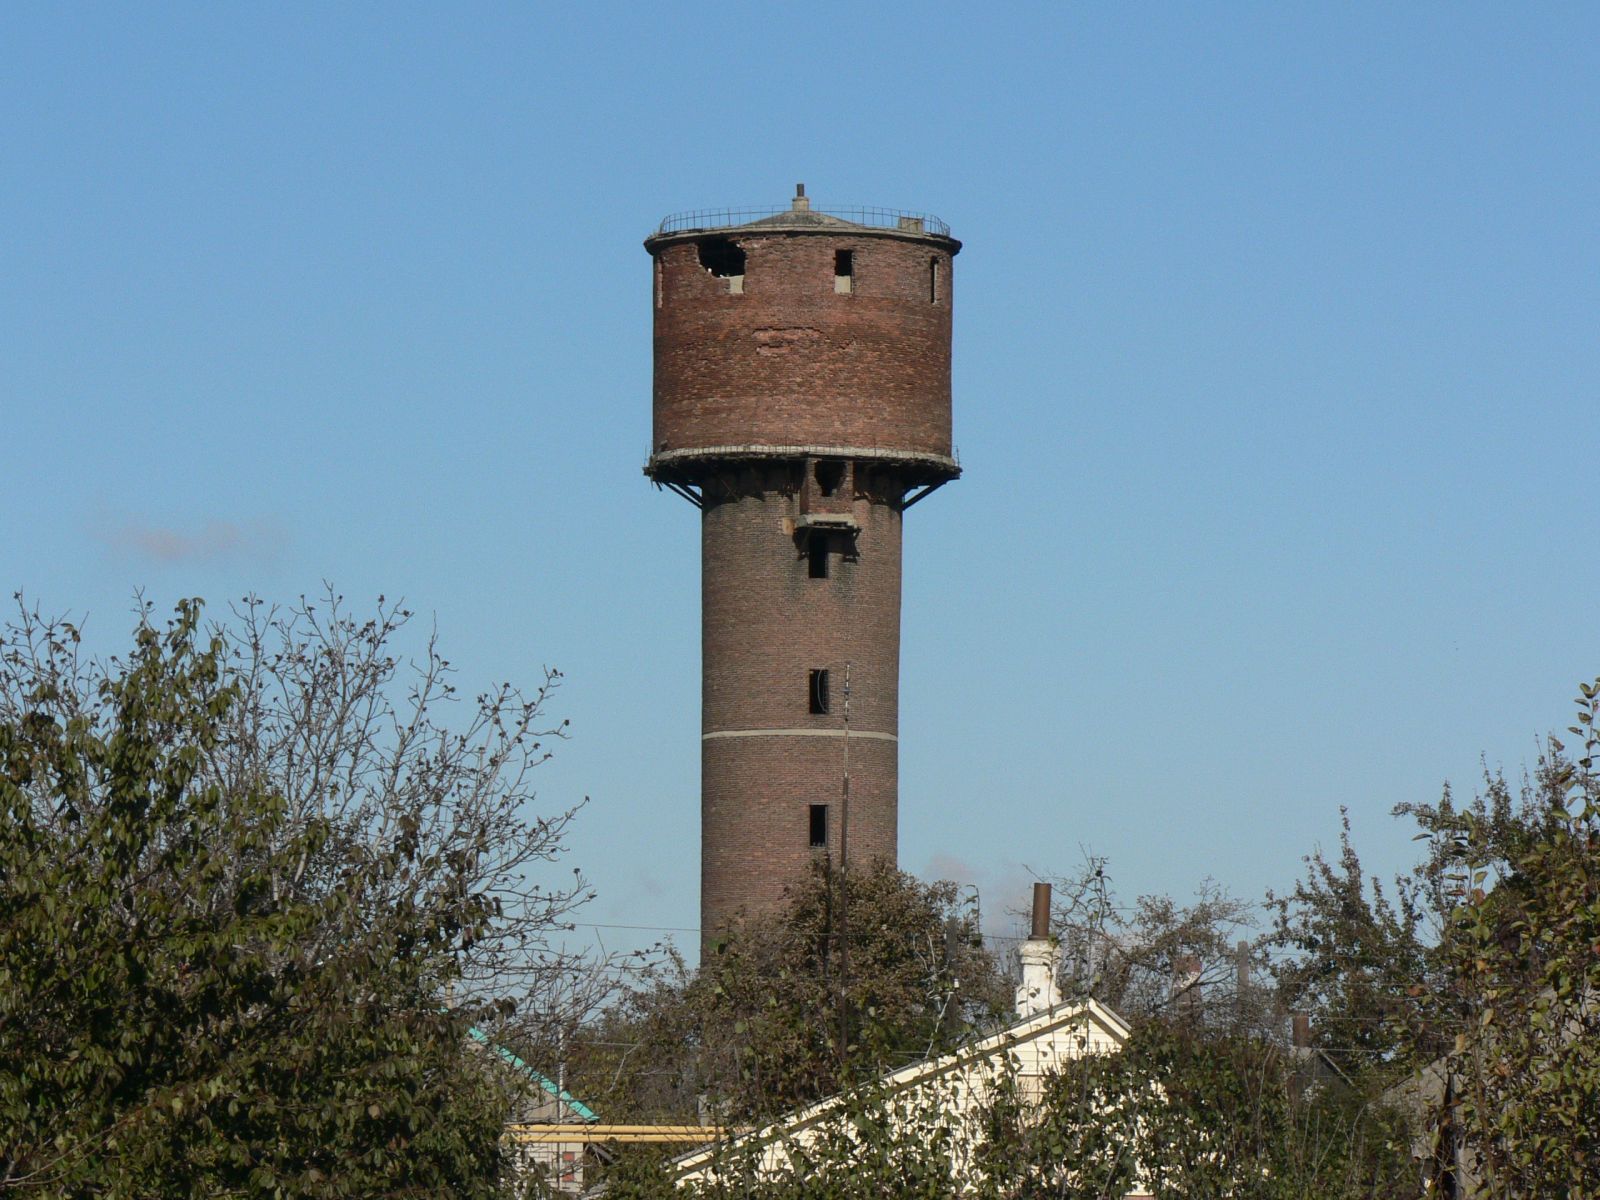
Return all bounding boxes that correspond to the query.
[655,204,951,238]
[648,185,957,249]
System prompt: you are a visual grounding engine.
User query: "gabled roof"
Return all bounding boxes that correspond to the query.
[671,998,1130,1178]
[468,1025,597,1122]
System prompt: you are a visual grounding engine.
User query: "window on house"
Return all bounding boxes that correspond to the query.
[809,804,829,848]
[809,669,830,714]
[808,536,829,579]
[834,249,854,294]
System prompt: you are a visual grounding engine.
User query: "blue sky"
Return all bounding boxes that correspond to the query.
[5,4,1597,959]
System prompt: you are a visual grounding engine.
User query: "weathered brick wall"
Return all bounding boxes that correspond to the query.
[702,735,899,929]
[699,475,903,928]
[651,231,955,462]
[702,471,902,737]
[645,215,959,937]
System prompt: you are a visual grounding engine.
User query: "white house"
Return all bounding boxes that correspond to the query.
[471,1026,596,1194]
[671,887,1147,1195]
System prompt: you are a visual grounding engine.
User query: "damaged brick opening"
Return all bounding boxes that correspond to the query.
[814,460,845,497]
[697,236,745,285]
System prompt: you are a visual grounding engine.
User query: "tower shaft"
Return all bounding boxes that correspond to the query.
[699,461,904,929]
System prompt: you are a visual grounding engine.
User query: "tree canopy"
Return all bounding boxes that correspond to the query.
[573,860,1010,1125]
[0,595,587,1197]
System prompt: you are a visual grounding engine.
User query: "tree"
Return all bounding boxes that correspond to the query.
[1009,863,1417,1197]
[1041,855,1269,1032]
[598,1018,1415,1200]
[988,1020,1416,1200]
[585,860,1423,1199]
[575,860,1010,1126]
[1266,809,1440,1076]
[0,594,590,1196]
[1411,681,1600,1197]
[1264,681,1600,1195]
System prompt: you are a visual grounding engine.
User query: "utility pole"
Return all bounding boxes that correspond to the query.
[837,661,852,1066]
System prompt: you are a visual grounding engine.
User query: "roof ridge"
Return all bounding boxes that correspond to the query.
[467,1025,598,1122]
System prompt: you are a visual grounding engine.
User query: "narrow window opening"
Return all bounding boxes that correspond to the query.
[929,256,939,303]
[834,249,854,294]
[698,237,746,293]
[809,804,829,848]
[809,668,830,715]
[808,536,830,578]
[814,460,845,497]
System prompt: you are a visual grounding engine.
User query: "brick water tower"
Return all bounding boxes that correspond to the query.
[645,186,961,937]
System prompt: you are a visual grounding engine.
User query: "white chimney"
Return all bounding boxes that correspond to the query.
[1171,954,1202,1020]
[1014,883,1062,1019]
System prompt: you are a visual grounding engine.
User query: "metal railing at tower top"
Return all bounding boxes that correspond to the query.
[655,205,951,237]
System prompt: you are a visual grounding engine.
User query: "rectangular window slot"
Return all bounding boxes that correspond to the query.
[808,536,830,578]
[834,249,854,294]
[809,804,829,848]
[809,668,830,714]
[929,257,939,303]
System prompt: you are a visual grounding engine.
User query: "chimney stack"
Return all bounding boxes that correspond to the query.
[1172,954,1202,1021]
[1014,883,1062,1019]
[1029,881,1051,940]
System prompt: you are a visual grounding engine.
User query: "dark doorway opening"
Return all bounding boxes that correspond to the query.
[809,669,830,714]
[808,536,830,578]
[809,804,829,848]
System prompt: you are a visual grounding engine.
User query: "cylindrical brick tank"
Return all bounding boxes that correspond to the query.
[645,188,961,939]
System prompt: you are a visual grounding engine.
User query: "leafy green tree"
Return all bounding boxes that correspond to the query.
[1266,809,1439,1075]
[598,1072,984,1200]
[1000,1021,1415,1199]
[1266,680,1600,1194]
[0,596,586,1197]
[576,860,1009,1125]
[594,678,1600,1200]
[1042,856,1266,1031]
[599,1020,1415,1200]
[1412,680,1600,1197]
